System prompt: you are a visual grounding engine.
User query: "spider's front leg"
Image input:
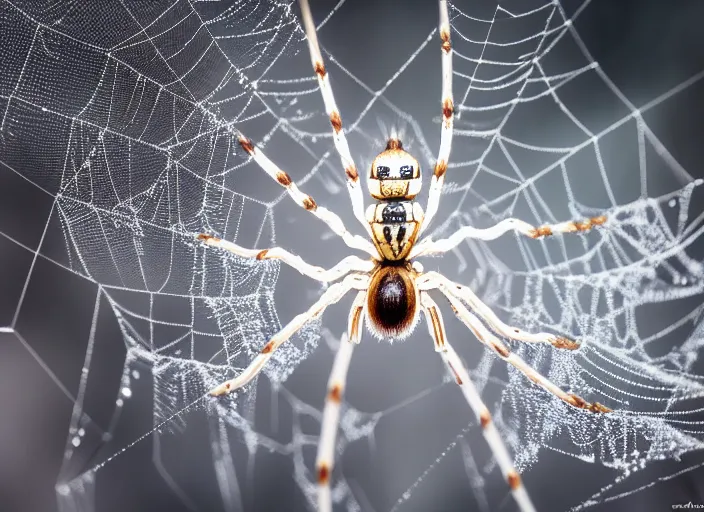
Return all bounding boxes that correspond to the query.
[210,275,368,396]
[197,234,375,283]
[419,293,537,512]
[412,215,607,258]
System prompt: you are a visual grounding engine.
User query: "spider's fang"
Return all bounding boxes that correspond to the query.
[552,336,580,350]
[385,138,403,150]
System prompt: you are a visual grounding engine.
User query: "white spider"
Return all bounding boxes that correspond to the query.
[200,1,611,511]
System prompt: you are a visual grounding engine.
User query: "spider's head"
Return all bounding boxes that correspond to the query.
[368,139,422,200]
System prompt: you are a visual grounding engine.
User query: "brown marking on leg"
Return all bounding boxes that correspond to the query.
[238,136,254,155]
[434,160,447,179]
[589,402,612,413]
[567,393,588,409]
[529,225,553,238]
[440,28,451,53]
[329,111,343,133]
[302,196,317,211]
[345,165,359,182]
[261,340,275,354]
[350,306,363,342]
[314,61,326,78]
[197,233,220,243]
[552,336,580,350]
[507,470,521,490]
[591,215,607,226]
[442,98,454,123]
[328,383,343,403]
[492,341,510,359]
[276,171,292,187]
[317,464,330,484]
[255,249,269,260]
[479,408,491,429]
[428,307,445,350]
[448,361,463,385]
[574,220,592,232]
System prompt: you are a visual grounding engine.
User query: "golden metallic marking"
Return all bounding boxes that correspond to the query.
[448,361,463,385]
[276,171,292,187]
[591,215,607,225]
[314,61,326,78]
[317,464,330,484]
[589,402,613,413]
[302,196,317,211]
[434,160,447,178]
[329,111,343,133]
[256,249,269,260]
[261,340,275,354]
[238,136,254,155]
[574,220,591,232]
[507,470,521,490]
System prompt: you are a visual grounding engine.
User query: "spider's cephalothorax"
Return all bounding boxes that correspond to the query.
[365,138,424,338]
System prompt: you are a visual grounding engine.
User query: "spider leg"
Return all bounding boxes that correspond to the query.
[421,279,612,414]
[411,215,607,258]
[419,0,454,235]
[210,275,368,396]
[419,292,536,512]
[197,234,374,283]
[317,292,365,512]
[298,0,370,237]
[236,136,377,258]
[418,272,580,350]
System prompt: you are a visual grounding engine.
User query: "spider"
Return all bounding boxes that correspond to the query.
[199,1,612,511]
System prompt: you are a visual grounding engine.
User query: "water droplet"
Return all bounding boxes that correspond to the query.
[72,436,81,447]
[121,387,132,398]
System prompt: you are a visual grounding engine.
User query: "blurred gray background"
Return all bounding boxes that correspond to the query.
[1,0,704,511]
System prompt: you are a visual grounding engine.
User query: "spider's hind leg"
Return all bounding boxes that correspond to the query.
[420,292,537,512]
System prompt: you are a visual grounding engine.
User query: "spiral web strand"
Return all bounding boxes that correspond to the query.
[0,0,703,511]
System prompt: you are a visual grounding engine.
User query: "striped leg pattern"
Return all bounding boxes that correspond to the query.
[197,234,374,283]
[420,0,454,234]
[420,293,537,512]
[236,135,377,257]
[412,215,607,258]
[418,272,580,350]
[210,275,368,396]
[298,0,370,237]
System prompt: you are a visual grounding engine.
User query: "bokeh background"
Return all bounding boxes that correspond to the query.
[1,0,704,511]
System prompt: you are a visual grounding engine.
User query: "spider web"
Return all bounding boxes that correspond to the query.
[1,0,703,511]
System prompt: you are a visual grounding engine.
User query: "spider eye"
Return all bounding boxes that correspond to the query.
[399,165,414,179]
[376,165,390,179]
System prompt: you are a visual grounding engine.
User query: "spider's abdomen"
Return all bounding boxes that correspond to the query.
[366,264,419,339]
[366,201,423,261]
